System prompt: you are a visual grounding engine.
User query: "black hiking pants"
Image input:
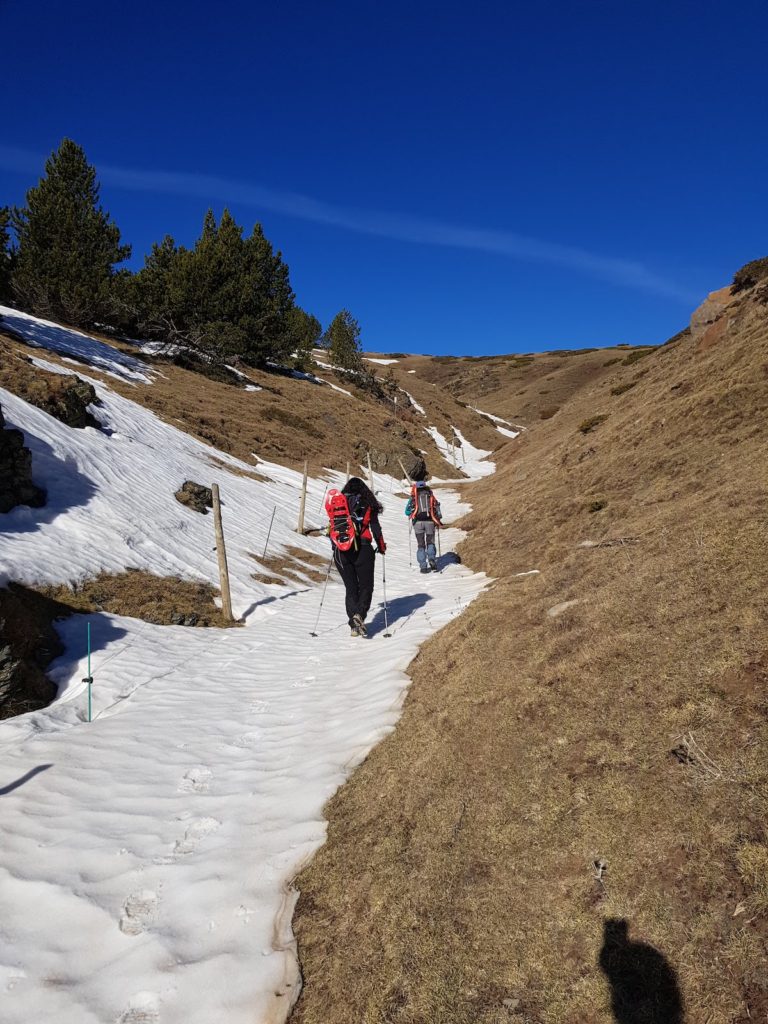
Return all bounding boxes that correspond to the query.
[334,541,376,626]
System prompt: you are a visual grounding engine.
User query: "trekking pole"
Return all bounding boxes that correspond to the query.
[381,555,392,637]
[408,521,413,569]
[82,621,93,722]
[437,526,442,559]
[262,505,276,559]
[310,553,334,637]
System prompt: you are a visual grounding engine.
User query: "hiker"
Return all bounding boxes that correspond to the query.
[405,481,442,573]
[325,477,386,637]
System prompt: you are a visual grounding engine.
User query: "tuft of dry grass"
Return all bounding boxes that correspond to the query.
[291,285,768,1024]
[38,570,237,627]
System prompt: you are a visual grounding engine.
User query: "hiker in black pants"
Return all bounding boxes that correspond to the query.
[330,477,386,637]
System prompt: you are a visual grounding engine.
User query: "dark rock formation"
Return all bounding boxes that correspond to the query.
[39,376,100,429]
[175,481,213,514]
[0,584,61,719]
[0,403,47,513]
[353,442,427,483]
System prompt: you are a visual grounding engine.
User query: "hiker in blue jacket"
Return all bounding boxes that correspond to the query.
[405,481,442,573]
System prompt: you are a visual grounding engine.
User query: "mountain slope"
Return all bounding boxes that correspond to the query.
[0,315,493,1024]
[291,284,768,1023]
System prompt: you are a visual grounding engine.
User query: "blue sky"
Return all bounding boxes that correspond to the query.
[1,0,766,355]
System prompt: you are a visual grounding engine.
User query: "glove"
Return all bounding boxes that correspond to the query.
[376,542,387,555]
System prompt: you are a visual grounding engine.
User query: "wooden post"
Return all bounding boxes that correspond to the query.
[212,484,234,622]
[398,457,412,484]
[297,459,308,534]
[366,451,374,493]
[345,460,350,483]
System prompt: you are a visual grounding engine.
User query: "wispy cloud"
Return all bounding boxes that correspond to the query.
[0,143,695,302]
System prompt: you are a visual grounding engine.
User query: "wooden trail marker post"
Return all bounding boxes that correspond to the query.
[297,459,308,534]
[212,484,234,622]
[345,460,350,483]
[398,457,413,484]
[367,452,374,493]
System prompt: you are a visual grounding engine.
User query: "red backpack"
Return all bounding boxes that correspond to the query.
[325,489,359,551]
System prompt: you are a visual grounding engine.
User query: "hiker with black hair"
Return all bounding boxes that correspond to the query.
[324,477,386,637]
[405,481,442,573]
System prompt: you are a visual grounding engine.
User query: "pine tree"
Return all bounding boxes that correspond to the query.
[0,207,12,302]
[11,139,130,326]
[132,210,299,367]
[286,306,322,370]
[325,309,362,370]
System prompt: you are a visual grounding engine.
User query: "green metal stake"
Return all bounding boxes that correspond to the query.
[82,621,93,723]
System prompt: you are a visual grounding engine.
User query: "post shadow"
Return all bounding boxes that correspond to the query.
[0,764,53,795]
[599,918,684,1024]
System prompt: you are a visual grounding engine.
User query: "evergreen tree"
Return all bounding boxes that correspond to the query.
[11,139,130,326]
[325,309,362,370]
[0,207,12,302]
[132,210,298,367]
[286,306,322,369]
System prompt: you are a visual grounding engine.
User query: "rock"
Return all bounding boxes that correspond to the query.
[352,441,427,482]
[39,376,100,429]
[0,403,47,514]
[692,288,733,344]
[175,481,213,515]
[547,599,580,618]
[0,585,61,718]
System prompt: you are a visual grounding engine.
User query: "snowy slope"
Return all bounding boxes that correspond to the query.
[425,425,496,479]
[0,320,492,1024]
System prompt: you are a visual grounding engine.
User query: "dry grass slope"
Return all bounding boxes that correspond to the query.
[291,288,768,1023]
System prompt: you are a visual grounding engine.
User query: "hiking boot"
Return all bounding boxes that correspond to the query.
[429,559,438,571]
[420,565,430,574]
[352,613,368,636]
[350,625,361,637]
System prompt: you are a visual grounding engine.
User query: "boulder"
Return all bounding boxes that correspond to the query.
[0,404,47,514]
[40,376,100,429]
[689,287,733,341]
[0,584,61,719]
[352,442,427,483]
[175,481,213,514]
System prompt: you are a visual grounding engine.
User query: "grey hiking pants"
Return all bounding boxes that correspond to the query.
[413,520,436,567]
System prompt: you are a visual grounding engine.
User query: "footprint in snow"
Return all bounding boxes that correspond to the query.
[117,991,159,1023]
[119,889,160,936]
[290,675,315,689]
[250,699,270,714]
[178,765,212,793]
[171,817,220,857]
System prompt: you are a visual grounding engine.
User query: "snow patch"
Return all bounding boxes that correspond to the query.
[0,315,492,1024]
[1,304,152,383]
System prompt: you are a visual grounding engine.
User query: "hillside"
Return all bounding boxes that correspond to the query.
[292,282,768,1023]
[0,308,496,1024]
[3,281,765,1024]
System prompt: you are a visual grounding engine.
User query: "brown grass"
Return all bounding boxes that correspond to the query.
[39,570,236,627]
[0,333,448,478]
[291,286,768,1023]
[251,546,330,585]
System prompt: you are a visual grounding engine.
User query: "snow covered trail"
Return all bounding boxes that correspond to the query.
[0,335,492,1024]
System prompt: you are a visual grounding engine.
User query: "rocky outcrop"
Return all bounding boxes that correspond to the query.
[353,442,428,482]
[689,287,739,353]
[38,376,100,429]
[175,481,213,514]
[0,584,61,719]
[0,403,46,514]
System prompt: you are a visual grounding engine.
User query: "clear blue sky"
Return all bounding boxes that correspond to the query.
[1,0,766,355]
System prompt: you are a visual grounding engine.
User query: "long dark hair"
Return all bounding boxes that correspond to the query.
[342,476,383,515]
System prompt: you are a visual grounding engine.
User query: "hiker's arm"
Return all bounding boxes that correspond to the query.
[370,513,386,553]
